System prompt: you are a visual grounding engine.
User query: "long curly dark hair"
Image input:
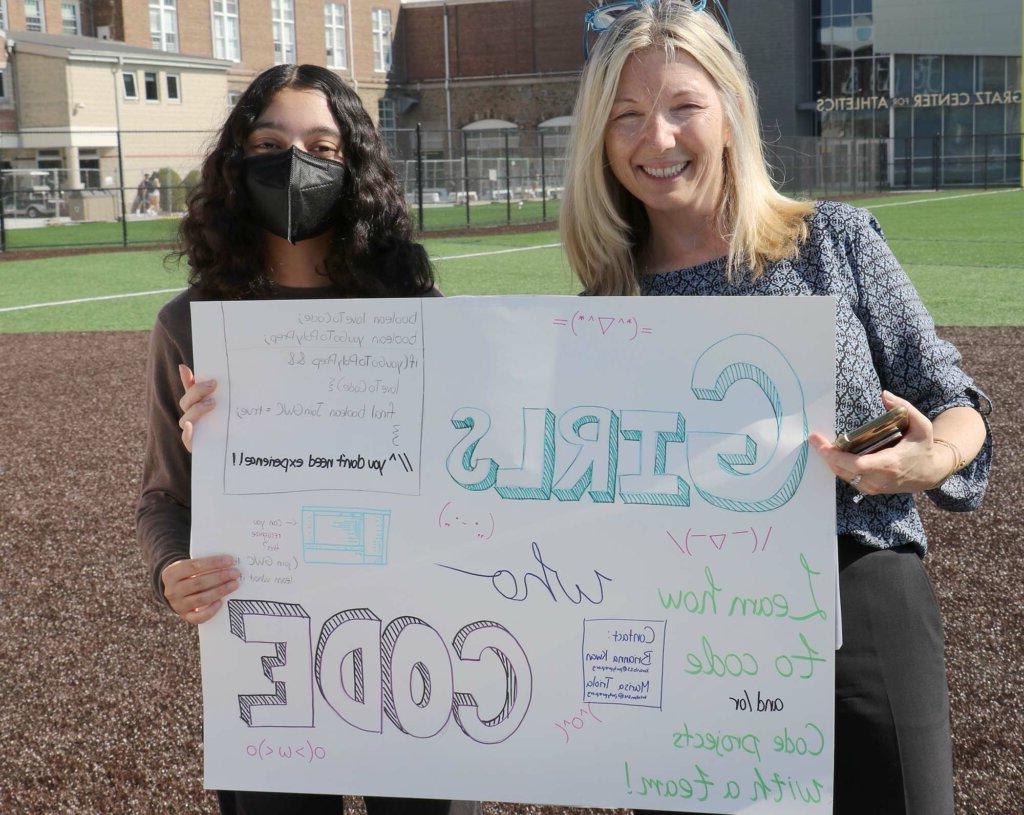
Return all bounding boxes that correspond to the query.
[174,64,434,298]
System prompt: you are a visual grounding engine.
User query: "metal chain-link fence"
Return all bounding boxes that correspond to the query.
[1,126,1019,252]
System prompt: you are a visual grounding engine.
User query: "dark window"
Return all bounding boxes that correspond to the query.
[978,57,1006,92]
[894,55,912,97]
[814,60,832,98]
[123,71,138,99]
[912,107,941,156]
[166,74,180,100]
[976,104,1005,141]
[913,55,942,95]
[834,59,855,96]
[852,58,873,96]
[873,108,889,139]
[893,108,911,156]
[853,109,873,137]
[872,57,890,95]
[144,71,159,101]
[943,106,973,157]
[944,56,973,94]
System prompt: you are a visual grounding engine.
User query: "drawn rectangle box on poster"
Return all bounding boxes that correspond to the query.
[582,618,667,709]
[301,506,390,565]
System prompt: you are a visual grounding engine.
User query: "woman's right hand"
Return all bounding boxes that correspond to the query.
[178,364,217,453]
[161,556,240,624]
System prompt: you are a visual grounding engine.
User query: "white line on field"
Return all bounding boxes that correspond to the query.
[0,287,185,314]
[866,188,1021,209]
[433,242,561,261]
[0,241,564,314]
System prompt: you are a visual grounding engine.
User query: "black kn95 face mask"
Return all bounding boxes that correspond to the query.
[241,145,348,244]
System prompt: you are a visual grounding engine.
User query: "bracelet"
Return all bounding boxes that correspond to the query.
[930,437,967,489]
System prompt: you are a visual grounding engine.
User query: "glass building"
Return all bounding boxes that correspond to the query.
[810,0,1021,187]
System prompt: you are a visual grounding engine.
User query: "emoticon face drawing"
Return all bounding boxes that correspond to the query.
[553,311,652,341]
[438,501,496,541]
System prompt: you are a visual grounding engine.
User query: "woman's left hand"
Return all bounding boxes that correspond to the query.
[808,390,948,496]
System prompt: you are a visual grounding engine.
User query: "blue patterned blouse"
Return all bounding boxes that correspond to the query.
[638,200,992,556]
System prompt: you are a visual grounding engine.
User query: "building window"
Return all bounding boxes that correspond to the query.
[0,0,7,30]
[123,71,138,100]
[24,0,45,31]
[227,90,242,106]
[79,150,101,189]
[211,0,241,62]
[150,0,179,52]
[0,69,6,100]
[325,3,347,70]
[61,0,81,34]
[372,8,392,73]
[272,0,297,65]
[144,71,159,101]
[378,97,395,130]
[166,74,181,101]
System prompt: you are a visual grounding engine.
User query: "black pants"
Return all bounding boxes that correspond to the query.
[635,537,954,815]
[217,792,451,815]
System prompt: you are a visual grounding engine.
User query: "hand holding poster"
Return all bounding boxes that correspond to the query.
[190,294,837,812]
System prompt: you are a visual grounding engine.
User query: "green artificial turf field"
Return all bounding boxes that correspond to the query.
[1,188,1020,333]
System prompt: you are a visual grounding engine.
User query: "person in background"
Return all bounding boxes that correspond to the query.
[136,63,451,815]
[147,172,161,215]
[561,3,992,814]
[131,172,150,214]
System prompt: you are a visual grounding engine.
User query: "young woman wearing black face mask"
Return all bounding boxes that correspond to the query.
[136,64,447,815]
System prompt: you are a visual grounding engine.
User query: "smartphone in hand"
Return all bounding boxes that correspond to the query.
[834,406,910,455]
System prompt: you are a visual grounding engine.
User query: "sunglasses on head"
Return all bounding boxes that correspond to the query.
[582,0,736,60]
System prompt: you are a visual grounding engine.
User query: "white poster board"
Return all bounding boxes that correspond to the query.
[191,295,837,813]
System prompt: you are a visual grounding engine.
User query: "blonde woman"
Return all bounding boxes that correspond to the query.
[561,3,991,814]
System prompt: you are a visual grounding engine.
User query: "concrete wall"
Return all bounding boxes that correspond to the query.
[874,0,1021,56]
[729,0,815,139]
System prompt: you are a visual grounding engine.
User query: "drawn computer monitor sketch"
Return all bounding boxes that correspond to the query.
[301,507,390,565]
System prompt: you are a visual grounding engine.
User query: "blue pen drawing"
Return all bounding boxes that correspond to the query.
[302,506,390,565]
[686,334,809,513]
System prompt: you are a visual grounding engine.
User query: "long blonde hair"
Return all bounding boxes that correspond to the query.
[561,2,814,295]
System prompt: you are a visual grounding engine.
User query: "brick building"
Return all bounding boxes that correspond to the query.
[1,0,404,126]
[391,0,589,150]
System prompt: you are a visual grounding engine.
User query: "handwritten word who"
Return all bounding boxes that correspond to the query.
[437,540,612,605]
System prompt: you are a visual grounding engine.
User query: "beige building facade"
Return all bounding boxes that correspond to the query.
[1,30,231,199]
[1,0,404,126]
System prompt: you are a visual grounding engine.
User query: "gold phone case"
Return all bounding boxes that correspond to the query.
[834,406,909,454]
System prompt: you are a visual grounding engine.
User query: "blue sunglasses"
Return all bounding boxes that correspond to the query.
[583,0,736,60]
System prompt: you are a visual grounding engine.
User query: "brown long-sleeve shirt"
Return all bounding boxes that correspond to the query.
[136,283,441,607]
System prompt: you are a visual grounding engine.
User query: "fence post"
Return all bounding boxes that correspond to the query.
[116,129,128,247]
[462,130,471,228]
[983,134,989,189]
[540,131,547,223]
[415,123,424,232]
[504,130,512,225]
[0,167,6,252]
[904,138,912,189]
[931,135,940,189]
